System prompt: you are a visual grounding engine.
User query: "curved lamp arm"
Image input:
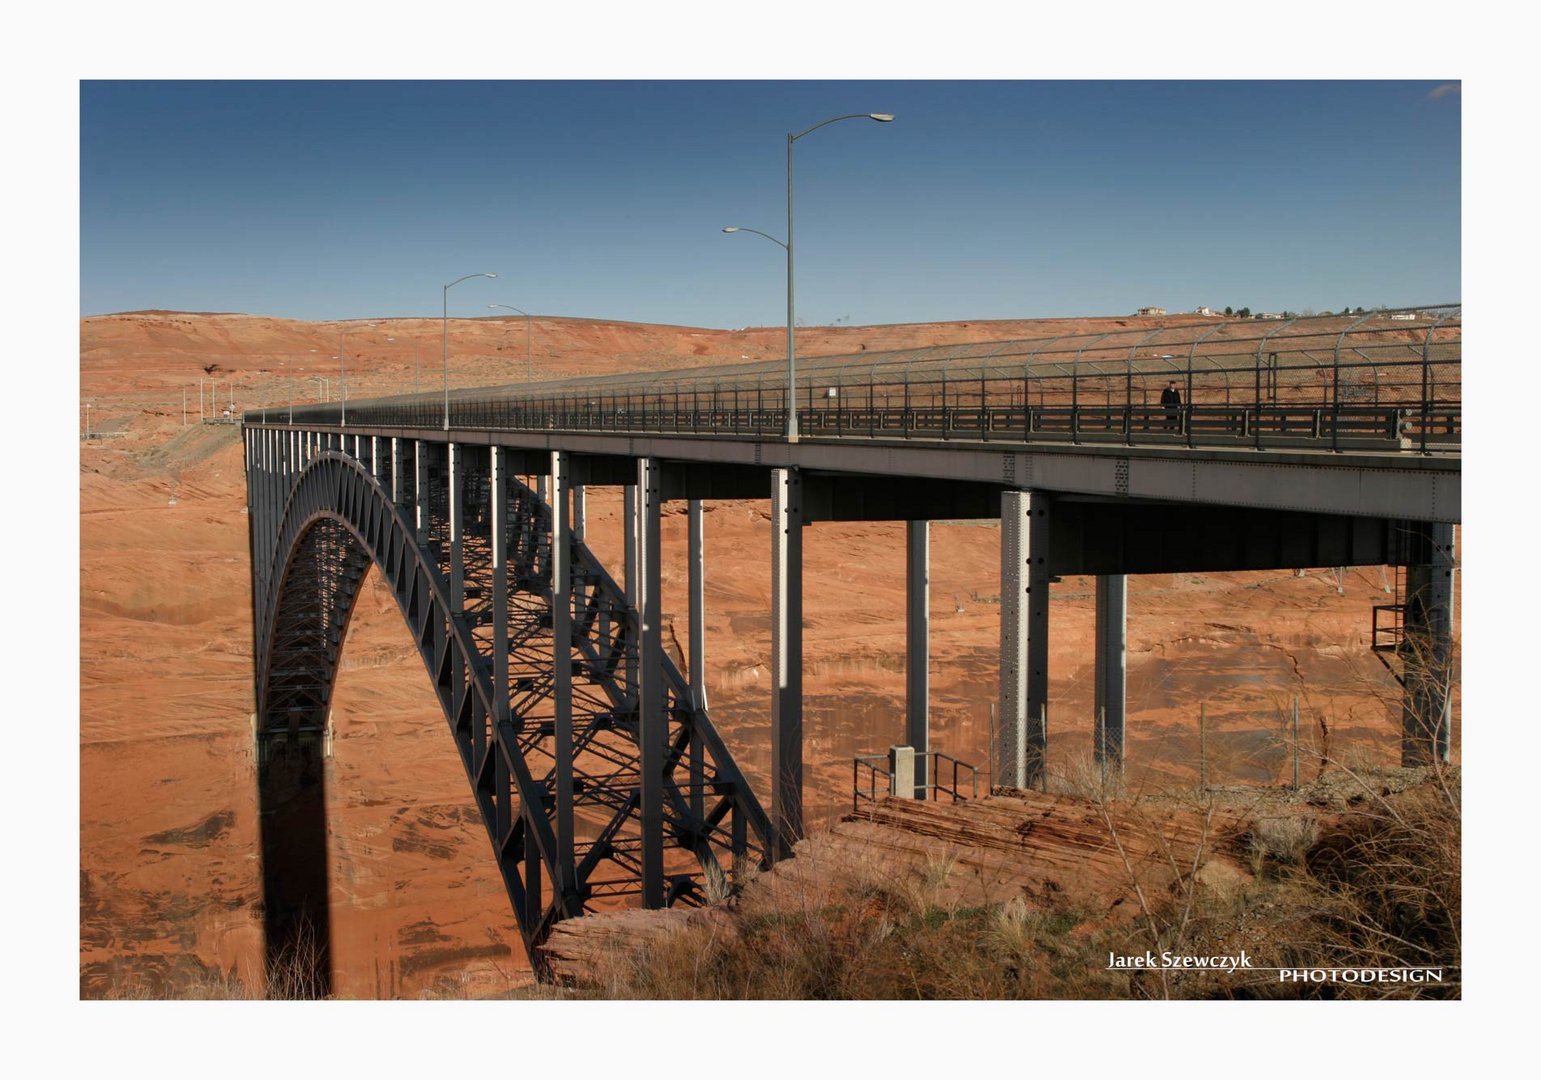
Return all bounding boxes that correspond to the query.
[791,112,895,142]
[442,273,497,429]
[721,226,787,250]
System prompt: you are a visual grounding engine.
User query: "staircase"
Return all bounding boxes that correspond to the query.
[1371,565,1407,686]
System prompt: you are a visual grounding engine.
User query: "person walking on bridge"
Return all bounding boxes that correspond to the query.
[1161,380,1183,433]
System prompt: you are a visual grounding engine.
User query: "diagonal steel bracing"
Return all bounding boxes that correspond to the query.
[249,440,769,986]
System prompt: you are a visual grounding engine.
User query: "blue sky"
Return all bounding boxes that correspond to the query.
[80,80,1460,327]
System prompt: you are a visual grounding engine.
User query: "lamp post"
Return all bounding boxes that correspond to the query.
[724,112,894,441]
[287,348,317,424]
[443,273,498,430]
[337,322,377,426]
[488,304,534,381]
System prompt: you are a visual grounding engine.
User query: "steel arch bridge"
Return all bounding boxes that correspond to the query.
[245,309,1460,996]
[247,434,770,992]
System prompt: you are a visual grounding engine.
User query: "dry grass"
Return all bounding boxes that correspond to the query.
[1292,766,1460,992]
[1112,763,1460,1000]
[568,815,1133,1000]
[573,760,1458,1000]
[576,878,1128,1000]
[88,927,330,1000]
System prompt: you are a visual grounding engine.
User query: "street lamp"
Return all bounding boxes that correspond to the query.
[724,112,894,441]
[288,348,317,424]
[443,273,498,429]
[488,304,534,381]
[385,336,396,393]
[338,322,377,426]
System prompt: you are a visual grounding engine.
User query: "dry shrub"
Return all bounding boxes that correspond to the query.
[1248,814,1321,869]
[262,928,330,999]
[1173,767,1460,999]
[576,863,1127,1000]
[1295,768,1460,994]
[1049,749,1129,804]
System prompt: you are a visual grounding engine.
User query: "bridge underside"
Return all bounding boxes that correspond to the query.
[245,423,1456,995]
[246,430,771,994]
[332,423,1460,525]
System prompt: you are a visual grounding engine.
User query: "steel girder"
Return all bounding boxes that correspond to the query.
[250,441,770,976]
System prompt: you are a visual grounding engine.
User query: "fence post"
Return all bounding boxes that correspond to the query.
[1291,696,1300,790]
[1198,702,1208,791]
[1040,703,1049,793]
[988,702,996,791]
[1097,706,1106,786]
[889,745,916,800]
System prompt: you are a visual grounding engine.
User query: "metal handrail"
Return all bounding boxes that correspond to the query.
[852,750,979,811]
[921,751,979,804]
[266,307,1460,455]
[852,753,892,811]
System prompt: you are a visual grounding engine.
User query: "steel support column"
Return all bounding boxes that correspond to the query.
[1402,523,1456,765]
[1094,574,1127,774]
[489,447,508,777]
[265,430,278,557]
[550,450,577,894]
[771,467,804,858]
[258,730,331,997]
[906,520,929,798]
[572,483,586,544]
[636,459,665,906]
[413,440,430,544]
[624,482,638,704]
[624,483,637,599]
[389,437,401,505]
[255,429,267,546]
[448,442,466,728]
[999,490,1051,789]
[688,498,707,822]
[689,499,708,712]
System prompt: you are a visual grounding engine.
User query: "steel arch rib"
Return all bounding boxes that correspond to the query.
[257,451,567,956]
[254,447,772,969]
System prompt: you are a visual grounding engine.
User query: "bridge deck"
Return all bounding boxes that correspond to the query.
[254,308,1460,523]
[248,420,1460,524]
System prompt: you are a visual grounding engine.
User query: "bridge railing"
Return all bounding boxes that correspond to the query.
[268,306,1460,453]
